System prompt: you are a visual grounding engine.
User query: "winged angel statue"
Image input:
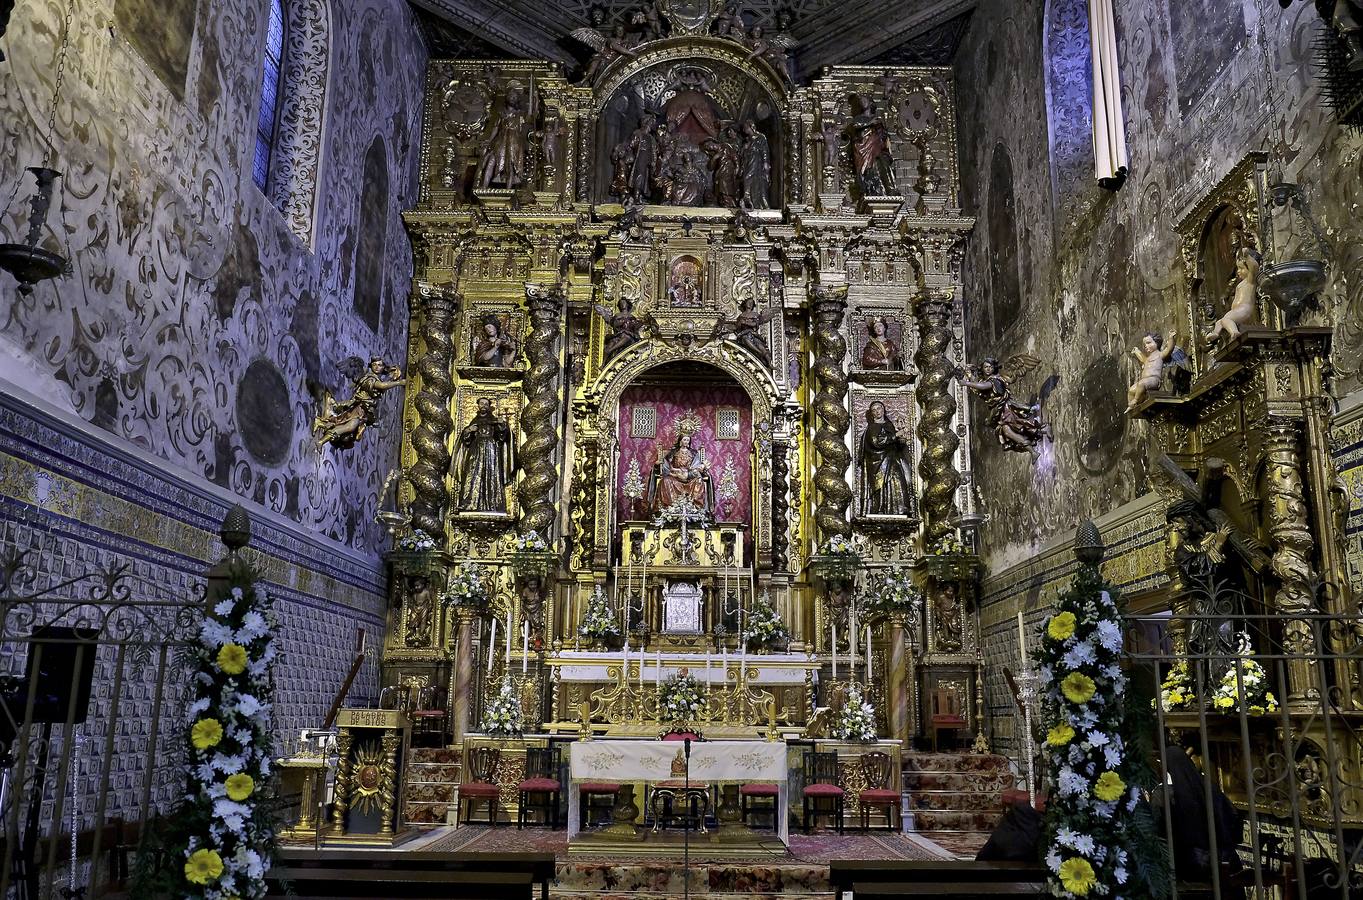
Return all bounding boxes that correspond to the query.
[570,12,641,84]
[314,356,405,450]
[956,354,1059,455]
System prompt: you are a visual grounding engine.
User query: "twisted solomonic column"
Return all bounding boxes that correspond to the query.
[914,292,961,548]
[811,285,852,539]
[1263,417,1321,703]
[518,283,564,536]
[772,439,792,571]
[408,284,458,540]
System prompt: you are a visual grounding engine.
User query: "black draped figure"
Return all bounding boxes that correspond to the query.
[857,402,914,517]
[454,397,515,513]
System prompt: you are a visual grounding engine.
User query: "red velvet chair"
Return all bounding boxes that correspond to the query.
[410,685,447,748]
[857,751,899,831]
[458,746,502,826]
[580,780,622,829]
[740,782,780,830]
[517,746,562,829]
[802,750,845,835]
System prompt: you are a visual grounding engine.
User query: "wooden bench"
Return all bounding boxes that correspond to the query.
[830,860,1046,896]
[268,849,556,900]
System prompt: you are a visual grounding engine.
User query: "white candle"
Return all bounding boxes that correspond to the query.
[638,647,645,690]
[705,653,712,692]
[640,531,649,631]
[1017,611,1027,661]
[831,622,838,681]
[522,621,529,674]
[655,649,662,688]
[850,608,858,674]
[488,619,498,673]
[505,608,512,671]
[865,625,871,683]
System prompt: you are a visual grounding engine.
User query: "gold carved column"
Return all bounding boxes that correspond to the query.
[1263,416,1321,704]
[811,285,852,538]
[887,614,911,744]
[914,291,961,548]
[408,284,458,539]
[518,284,564,535]
[451,607,478,742]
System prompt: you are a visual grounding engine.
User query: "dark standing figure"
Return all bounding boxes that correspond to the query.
[842,93,897,196]
[740,122,770,209]
[628,113,660,203]
[455,398,516,513]
[857,401,914,517]
[704,138,741,206]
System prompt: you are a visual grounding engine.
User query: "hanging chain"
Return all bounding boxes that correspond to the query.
[1256,0,1286,182]
[43,0,78,170]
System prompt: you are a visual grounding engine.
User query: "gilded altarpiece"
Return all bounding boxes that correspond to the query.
[382,8,985,756]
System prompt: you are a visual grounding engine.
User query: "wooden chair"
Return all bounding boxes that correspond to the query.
[579,780,622,829]
[802,750,845,835]
[517,747,561,829]
[930,688,967,751]
[410,685,447,747]
[857,751,899,831]
[740,781,780,830]
[458,747,502,826]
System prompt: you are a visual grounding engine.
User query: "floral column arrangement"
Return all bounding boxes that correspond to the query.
[1036,521,1157,899]
[182,557,277,899]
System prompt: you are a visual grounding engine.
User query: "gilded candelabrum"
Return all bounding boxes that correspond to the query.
[408,284,458,539]
[914,291,961,547]
[518,283,564,536]
[811,285,853,539]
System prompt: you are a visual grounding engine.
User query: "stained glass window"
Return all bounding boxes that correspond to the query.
[252,0,286,191]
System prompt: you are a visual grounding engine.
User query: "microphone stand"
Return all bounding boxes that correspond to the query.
[683,737,692,900]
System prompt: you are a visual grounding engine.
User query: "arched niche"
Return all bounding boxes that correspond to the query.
[271,0,332,245]
[591,40,787,205]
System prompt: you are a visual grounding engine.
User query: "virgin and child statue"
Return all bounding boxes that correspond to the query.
[454,397,516,514]
[647,433,714,519]
[857,401,914,518]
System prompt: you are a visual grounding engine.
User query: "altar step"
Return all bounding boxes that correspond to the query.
[551,861,830,899]
[403,746,461,826]
[901,752,1013,859]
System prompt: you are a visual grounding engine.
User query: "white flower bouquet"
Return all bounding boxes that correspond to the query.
[481,677,524,736]
[868,569,922,618]
[396,529,438,553]
[831,683,877,741]
[1210,635,1279,715]
[442,563,489,608]
[659,671,705,723]
[742,592,790,650]
[578,585,621,646]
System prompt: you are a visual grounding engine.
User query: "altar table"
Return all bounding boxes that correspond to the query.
[567,739,789,845]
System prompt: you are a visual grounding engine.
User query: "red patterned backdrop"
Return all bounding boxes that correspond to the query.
[616,382,753,526]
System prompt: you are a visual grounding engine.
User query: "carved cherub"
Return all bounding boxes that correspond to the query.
[709,295,778,364]
[1205,247,1261,346]
[1126,331,1189,411]
[956,354,1060,454]
[314,357,405,450]
[571,20,639,84]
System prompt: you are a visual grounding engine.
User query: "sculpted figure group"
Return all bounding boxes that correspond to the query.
[611,110,771,209]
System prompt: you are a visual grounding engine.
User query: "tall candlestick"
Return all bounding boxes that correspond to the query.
[488,619,498,673]
[705,653,712,694]
[522,621,529,674]
[831,622,838,681]
[1017,611,1027,661]
[850,608,858,675]
[638,647,645,691]
[640,530,649,633]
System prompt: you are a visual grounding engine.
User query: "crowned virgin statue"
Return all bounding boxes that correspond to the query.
[647,416,714,518]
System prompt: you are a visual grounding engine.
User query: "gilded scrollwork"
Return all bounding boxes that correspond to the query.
[811,284,853,538]
[518,283,565,536]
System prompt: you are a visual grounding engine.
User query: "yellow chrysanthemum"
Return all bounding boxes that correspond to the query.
[1061,672,1096,704]
[1048,611,1077,641]
[185,848,224,885]
[1058,857,1097,896]
[217,643,249,675]
[225,772,255,801]
[1046,723,1075,747]
[1094,770,1126,802]
[1214,695,1235,709]
[1248,705,1265,715]
[1166,691,1184,705]
[191,718,224,751]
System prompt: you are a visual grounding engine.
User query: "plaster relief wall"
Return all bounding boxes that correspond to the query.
[956,0,1363,572]
[0,0,426,555]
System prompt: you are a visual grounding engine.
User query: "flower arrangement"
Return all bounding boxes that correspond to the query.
[1036,537,1162,900]
[1156,661,1196,714]
[442,563,489,607]
[1211,635,1279,715]
[742,591,790,650]
[513,531,549,553]
[867,569,922,618]
[481,676,524,736]
[395,529,437,553]
[831,683,878,741]
[811,535,863,585]
[819,534,861,559]
[579,585,622,645]
[659,671,705,723]
[181,561,277,899]
[932,532,964,556]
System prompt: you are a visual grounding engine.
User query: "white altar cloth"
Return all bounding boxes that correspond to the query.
[566,739,789,844]
[555,651,812,685]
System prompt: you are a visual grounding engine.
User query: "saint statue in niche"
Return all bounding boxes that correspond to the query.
[472,314,518,367]
[857,401,914,518]
[593,294,649,361]
[859,316,901,370]
[842,93,897,196]
[740,121,770,209]
[703,136,741,207]
[477,84,532,190]
[710,295,777,364]
[648,417,714,518]
[454,397,515,513]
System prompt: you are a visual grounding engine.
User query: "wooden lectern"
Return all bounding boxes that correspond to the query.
[327,708,412,846]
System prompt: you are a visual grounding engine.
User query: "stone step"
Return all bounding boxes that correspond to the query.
[907,789,1001,812]
[552,892,830,899]
[902,771,1013,792]
[901,752,1011,774]
[554,862,828,895]
[909,808,1001,833]
[408,747,461,765]
[402,800,450,825]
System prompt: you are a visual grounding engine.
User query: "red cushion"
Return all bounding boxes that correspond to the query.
[411,710,445,718]
[803,783,845,797]
[740,783,780,797]
[931,715,966,726]
[580,782,620,794]
[460,782,500,797]
[518,777,559,792]
[859,788,899,803]
[655,779,710,789]
[662,732,701,742]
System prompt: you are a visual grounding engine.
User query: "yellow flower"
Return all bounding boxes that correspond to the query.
[1167,691,1184,705]
[1248,705,1265,716]
[1061,672,1096,705]
[185,848,224,885]
[1047,723,1075,747]
[225,773,255,801]
[1048,611,1077,641]
[217,643,248,675]
[1215,695,1235,710]
[1058,857,1097,895]
[1094,770,1126,802]
[191,718,224,751]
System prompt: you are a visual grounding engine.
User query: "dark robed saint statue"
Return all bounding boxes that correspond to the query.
[454,398,515,513]
[857,401,914,518]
